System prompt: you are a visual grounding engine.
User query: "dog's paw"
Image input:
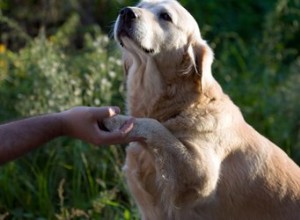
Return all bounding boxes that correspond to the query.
[103,115,164,141]
[103,115,131,131]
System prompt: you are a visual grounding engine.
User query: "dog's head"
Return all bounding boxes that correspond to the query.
[114,0,215,99]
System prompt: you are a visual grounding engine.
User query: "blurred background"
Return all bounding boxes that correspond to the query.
[0,0,299,219]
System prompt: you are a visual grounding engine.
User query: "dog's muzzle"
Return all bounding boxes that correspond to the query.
[116,7,154,54]
[116,7,137,42]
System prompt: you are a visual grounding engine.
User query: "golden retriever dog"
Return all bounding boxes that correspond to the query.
[104,0,300,219]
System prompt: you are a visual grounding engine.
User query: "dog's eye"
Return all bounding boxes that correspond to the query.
[159,12,172,22]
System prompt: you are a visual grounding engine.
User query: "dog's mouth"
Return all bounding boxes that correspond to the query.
[117,29,155,54]
[119,38,155,54]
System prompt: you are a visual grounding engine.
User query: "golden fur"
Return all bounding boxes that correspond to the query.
[104,0,300,219]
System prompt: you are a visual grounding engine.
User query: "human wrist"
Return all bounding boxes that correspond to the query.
[54,111,70,137]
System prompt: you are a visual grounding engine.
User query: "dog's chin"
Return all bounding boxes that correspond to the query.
[118,35,155,55]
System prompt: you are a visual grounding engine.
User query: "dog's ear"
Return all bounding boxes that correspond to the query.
[188,40,214,91]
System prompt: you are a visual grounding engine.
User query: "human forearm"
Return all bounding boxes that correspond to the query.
[0,106,139,165]
[0,113,63,165]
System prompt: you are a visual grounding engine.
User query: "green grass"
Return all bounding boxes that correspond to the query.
[0,139,138,219]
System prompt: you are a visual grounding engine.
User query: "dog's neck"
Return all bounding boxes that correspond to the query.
[125,54,223,122]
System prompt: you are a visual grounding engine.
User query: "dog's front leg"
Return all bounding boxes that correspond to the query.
[104,115,220,208]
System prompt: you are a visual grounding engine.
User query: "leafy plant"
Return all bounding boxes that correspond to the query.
[0,13,137,219]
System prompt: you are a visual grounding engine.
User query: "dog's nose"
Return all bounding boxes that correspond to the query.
[119,7,138,22]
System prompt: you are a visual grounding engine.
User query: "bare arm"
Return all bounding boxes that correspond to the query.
[0,106,137,165]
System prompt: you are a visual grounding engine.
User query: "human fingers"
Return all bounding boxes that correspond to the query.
[97,118,146,145]
[97,130,129,145]
[98,130,146,145]
[119,117,135,133]
[96,106,121,119]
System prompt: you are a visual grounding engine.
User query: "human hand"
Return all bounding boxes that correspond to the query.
[60,106,139,145]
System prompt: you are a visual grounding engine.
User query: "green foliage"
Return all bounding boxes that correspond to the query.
[0,13,125,118]
[0,0,300,219]
[211,0,300,160]
[0,12,137,219]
